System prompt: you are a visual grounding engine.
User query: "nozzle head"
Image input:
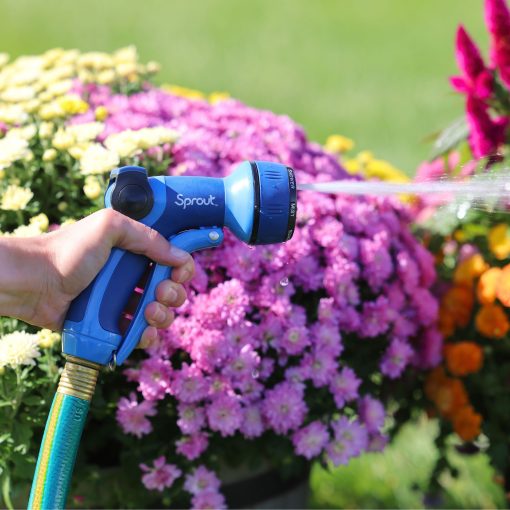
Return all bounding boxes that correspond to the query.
[249,161,297,245]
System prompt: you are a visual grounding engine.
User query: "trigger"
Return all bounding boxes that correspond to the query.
[169,227,224,252]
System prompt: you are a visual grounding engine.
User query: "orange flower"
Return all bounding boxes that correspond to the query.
[496,264,510,307]
[441,286,474,329]
[475,303,510,339]
[444,341,483,376]
[477,267,502,305]
[488,223,510,260]
[452,405,482,442]
[439,308,455,338]
[453,254,488,288]
[425,367,468,418]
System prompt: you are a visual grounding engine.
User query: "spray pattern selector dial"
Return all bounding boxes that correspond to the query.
[109,166,154,220]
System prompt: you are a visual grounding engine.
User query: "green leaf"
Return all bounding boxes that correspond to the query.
[429,117,469,161]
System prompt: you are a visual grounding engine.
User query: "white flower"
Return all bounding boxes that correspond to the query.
[105,130,141,158]
[42,148,58,162]
[0,331,41,369]
[0,53,9,68]
[0,104,28,124]
[1,184,33,210]
[6,124,37,141]
[52,129,75,150]
[66,122,104,143]
[0,86,36,103]
[30,213,49,232]
[114,46,137,64]
[45,79,73,98]
[37,329,61,349]
[7,223,42,237]
[39,122,55,139]
[80,143,119,175]
[83,175,102,199]
[0,137,31,169]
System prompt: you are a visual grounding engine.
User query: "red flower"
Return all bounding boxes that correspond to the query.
[466,95,508,158]
[485,0,510,89]
[450,25,493,99]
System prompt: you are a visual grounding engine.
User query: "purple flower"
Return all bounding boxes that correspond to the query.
[137,357,172,401]
[140,456,181,492]
[329,367,361,408]
[116,392,156,438]
[176,433,209,460]
[191,491,227,510]
[277,326,310,355]
[358,396,385,433]
[360,297,391,338]
[206,394,243,437]
[262,381,308,434]
[326,417,368,466]
[380,339,414,379]
[292,421,329,459]
[170,363,209,403]
[240,404,265,438]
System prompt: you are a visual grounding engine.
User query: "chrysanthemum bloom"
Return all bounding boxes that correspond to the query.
[477,267,502,304]
[475,303,510,338]
[0,331,40,368]
[139,457,182,492]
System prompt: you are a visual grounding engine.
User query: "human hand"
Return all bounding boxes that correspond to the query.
[0,209,195,347]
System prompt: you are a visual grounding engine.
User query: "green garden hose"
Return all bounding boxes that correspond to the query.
[28,357,99,510]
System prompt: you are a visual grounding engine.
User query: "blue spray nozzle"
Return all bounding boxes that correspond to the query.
[62,160,297,366]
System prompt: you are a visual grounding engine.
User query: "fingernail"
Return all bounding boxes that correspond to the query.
[164,287,178,303]
[170,245,189,261]
[178,268,191,283]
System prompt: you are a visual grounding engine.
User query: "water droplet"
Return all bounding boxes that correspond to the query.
[456,201,471,220]
[279,277,289,287]
[251,369,259,379]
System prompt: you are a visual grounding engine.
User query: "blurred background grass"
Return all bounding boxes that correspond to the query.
[1,0,488,174]
[1,1,504,508]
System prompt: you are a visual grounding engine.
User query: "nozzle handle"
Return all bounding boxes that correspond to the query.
[115,227,224,365]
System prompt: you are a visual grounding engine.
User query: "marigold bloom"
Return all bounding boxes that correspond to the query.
[475,303,510,338]
[325,134,354,154]
[444,341,483,376]
[441,286,474,328]
[496,264,510,306]
[477,267,502,304]
[488,224,510,260]
[453,254,488,288]
[425,367,468,418]
[452,405,482,441]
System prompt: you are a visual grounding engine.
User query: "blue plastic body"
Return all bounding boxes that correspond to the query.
[62,161,294,366]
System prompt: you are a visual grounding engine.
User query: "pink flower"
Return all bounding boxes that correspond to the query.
[116,392,157,438]
[450,25,493,99]
[191,491,227,510]
[139,456,181,492]
[485,0,510,89]
[177,403,206,434]
[171,363,209,403]
[277,326,310,355]
[176,433,209,460]
[184,465,221,496]
[240,404,265,438]
[292,421,329,459]
[302,348,338,388]
[262,381,308,434]
[206,394,243,436]
[137,357,172,401]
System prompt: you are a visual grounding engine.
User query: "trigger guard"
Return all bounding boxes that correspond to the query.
[114,227,224,365]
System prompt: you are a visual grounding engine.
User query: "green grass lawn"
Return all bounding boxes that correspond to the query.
[1,0,488,173]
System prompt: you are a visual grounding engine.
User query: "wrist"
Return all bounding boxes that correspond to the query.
[0,235,59,326]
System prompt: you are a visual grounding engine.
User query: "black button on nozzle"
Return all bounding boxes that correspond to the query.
[110,166,154,220]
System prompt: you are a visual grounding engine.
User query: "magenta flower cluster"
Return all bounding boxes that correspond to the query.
[450,0,510,159]
[73,78,441,505]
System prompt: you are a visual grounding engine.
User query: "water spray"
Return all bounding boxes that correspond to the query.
[28,161,297,509]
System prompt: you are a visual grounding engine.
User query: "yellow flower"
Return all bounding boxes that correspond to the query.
[83,175,102,200]
[61,218,76,227]
[68,143,91,160]
[6,124,37,141]
[163,84,205,100]
[344,159,360,174]
[45,79,73,98]
[364,159,409,183]
[80,143,120,175]
[209,91,230,104]
[42,148,57,162]
[325,134,354,154]
[95,106,108,121]
[453,254,488,288]
[37,329,61,349]
[488,224,510,260]
[58,202,68,212]
[39,101,65,120]
[77,52,114,70]
[97,69,115,85]
[57,95,89,115]
[38,122,55,139]
[52,129,75,150]
[0,104,28,124]
[146,61,161,74]
[30,213,49,232]
[1,184,33,210]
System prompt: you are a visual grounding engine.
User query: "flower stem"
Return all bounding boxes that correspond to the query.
[1,472,14,510]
